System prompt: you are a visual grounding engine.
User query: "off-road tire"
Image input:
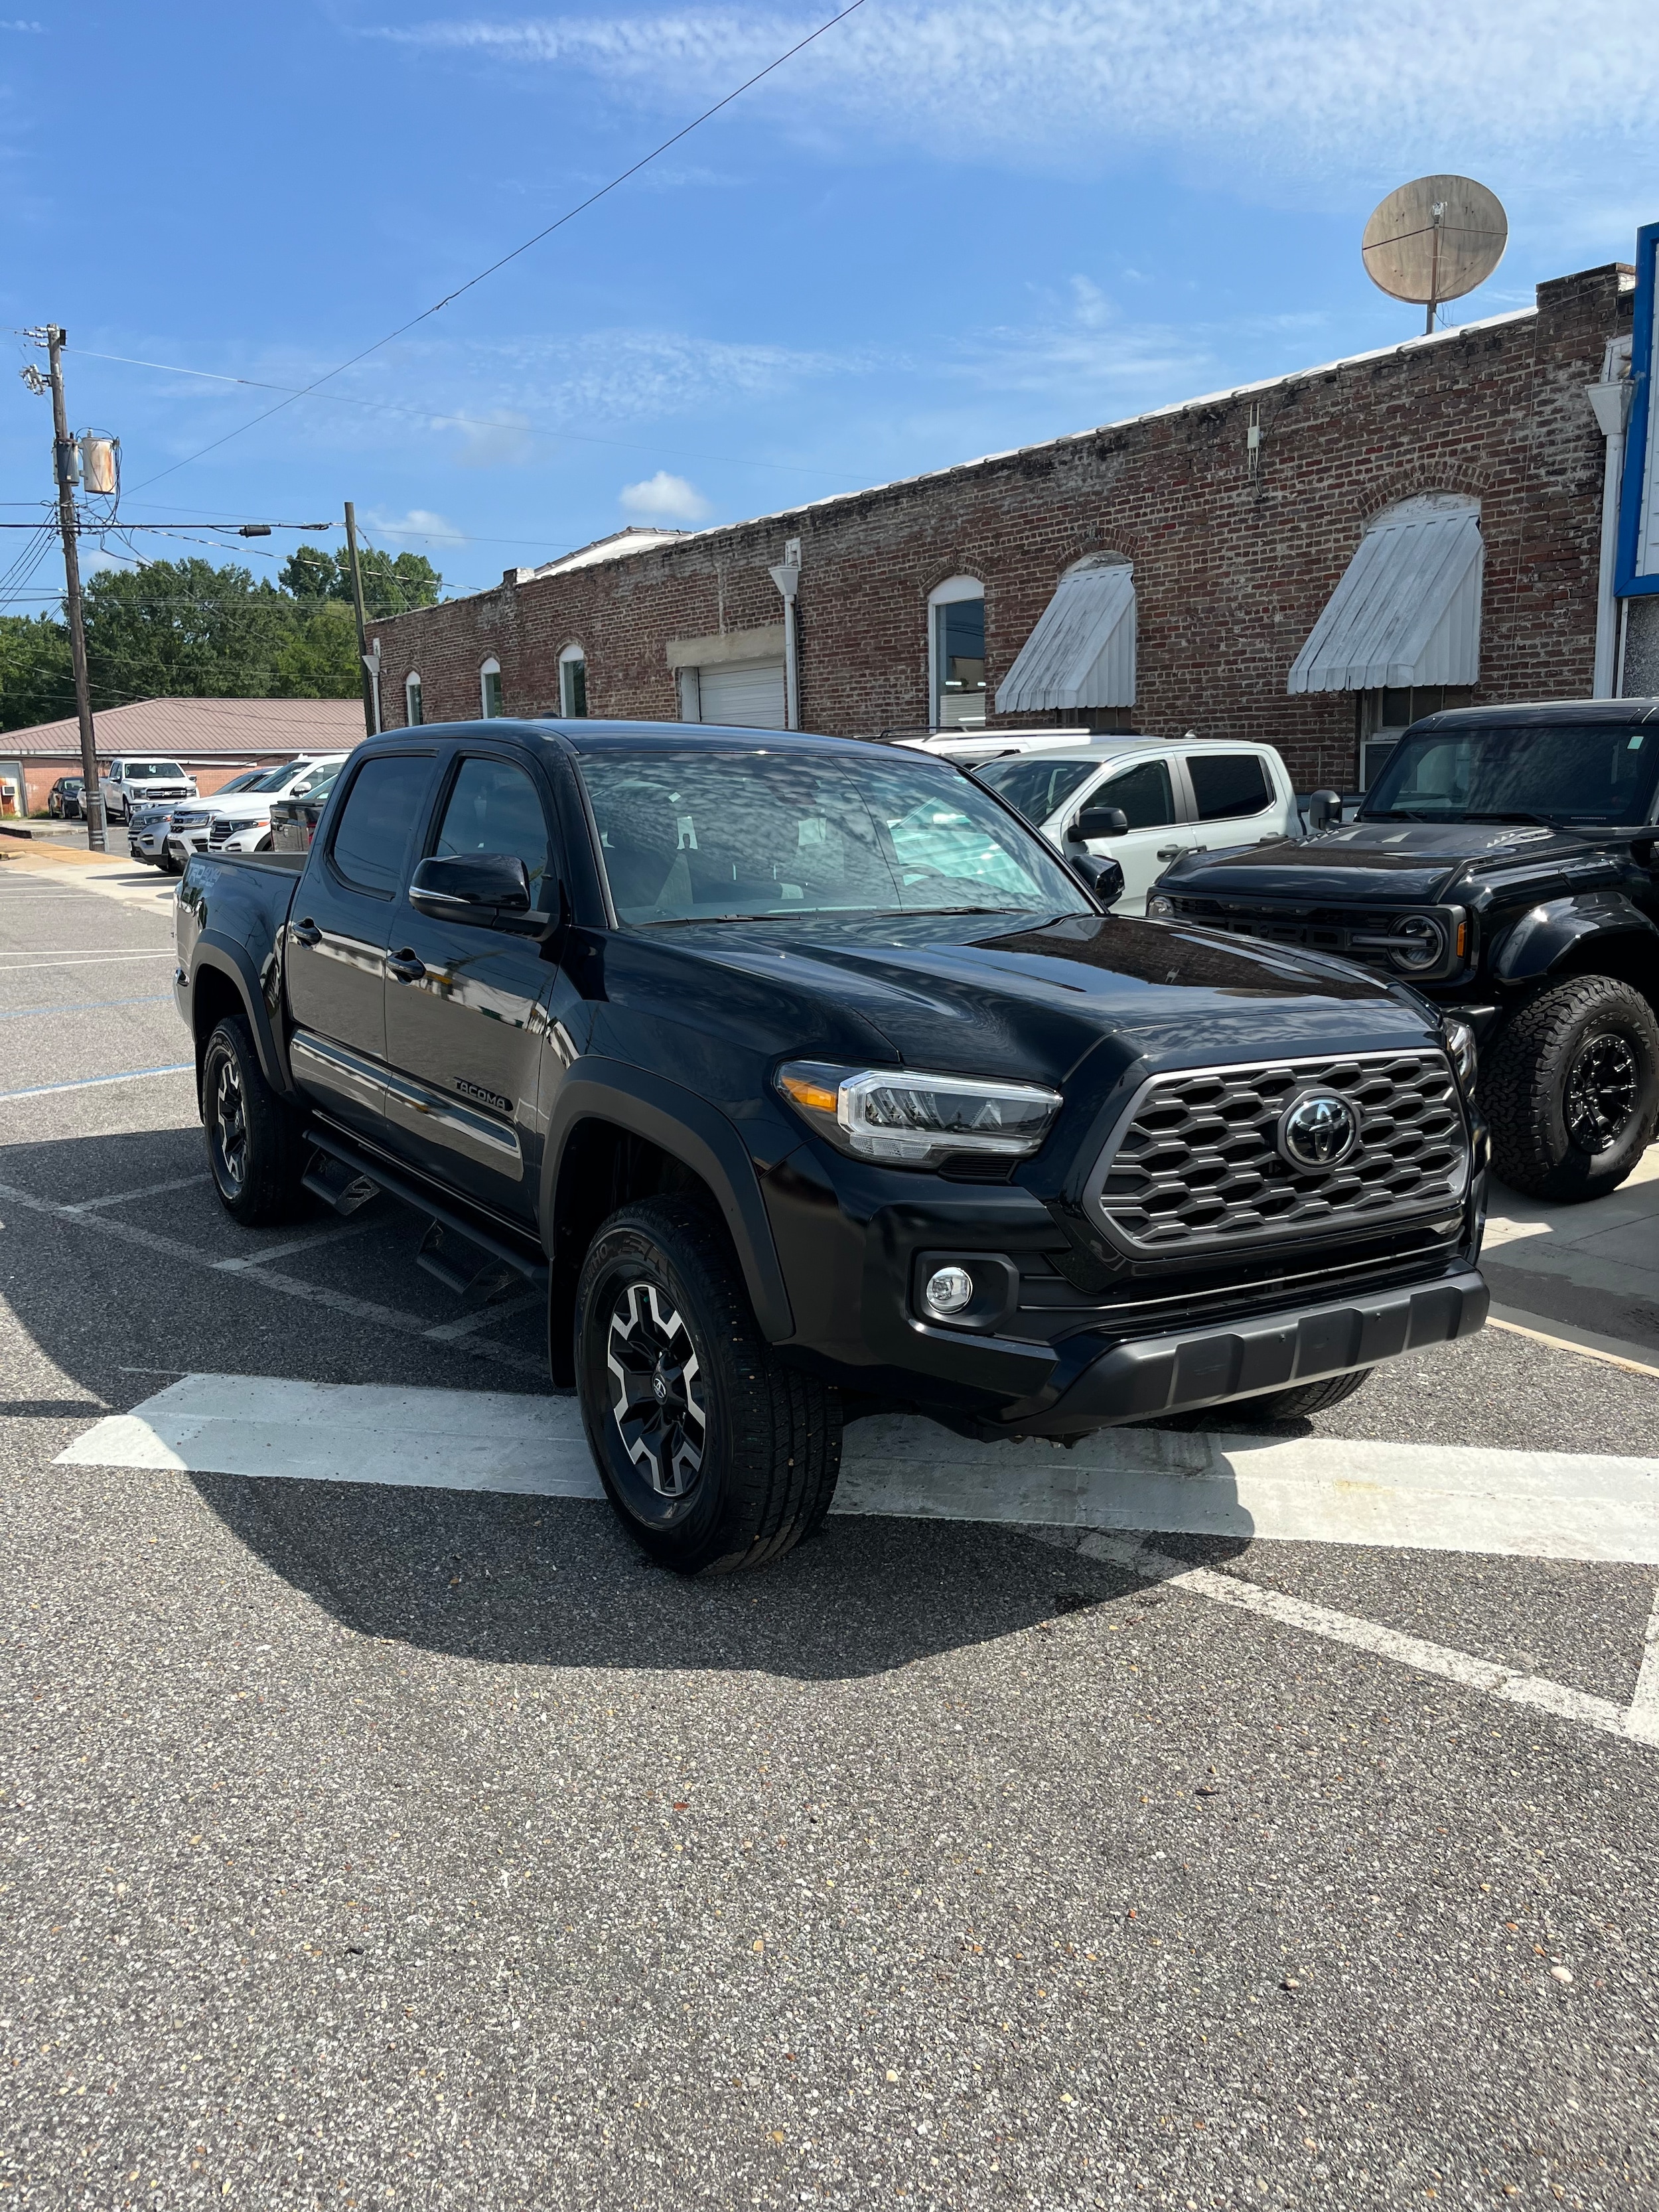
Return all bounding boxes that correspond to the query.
[1483,975,1659,1202]
[201,1016,308,1226]
[575,1197,841,1575]
[1227,1366,1374,1423]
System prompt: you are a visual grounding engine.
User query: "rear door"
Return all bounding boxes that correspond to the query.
[1064,754,1188,913]
[1177,749,1284,849]
[380,743,577,1219]
[284,748,436,1139]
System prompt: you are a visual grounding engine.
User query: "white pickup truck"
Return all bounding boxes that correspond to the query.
[100,755,198,824]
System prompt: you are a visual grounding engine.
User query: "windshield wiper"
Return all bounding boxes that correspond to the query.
[1455,811,1555,827]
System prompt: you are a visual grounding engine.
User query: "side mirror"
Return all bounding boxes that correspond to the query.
[1306,789,1342,833]
[1071,853,1125,907]
[1070,805,1130,842]
[409,852,535,927]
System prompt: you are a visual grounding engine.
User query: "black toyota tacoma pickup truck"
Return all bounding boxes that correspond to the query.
[1149,701,1659,1203]
[175,719,1488,1573]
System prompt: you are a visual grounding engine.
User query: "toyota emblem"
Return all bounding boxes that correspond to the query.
[1277,1090,1360,1171]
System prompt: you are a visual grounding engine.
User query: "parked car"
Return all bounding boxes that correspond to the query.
[1148,699,1659,1201]
[129,769,269,872]
[269,761,342,851]
[165,756,346,867]
[100,756,196,824]
[970,737,1300,913]
[46,775,86,820]
[175,717,1487,1574]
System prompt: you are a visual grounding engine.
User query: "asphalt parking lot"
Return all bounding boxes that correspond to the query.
[4,840,1659,2211]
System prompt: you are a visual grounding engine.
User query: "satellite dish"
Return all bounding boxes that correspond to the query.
[1362,175,1508,334]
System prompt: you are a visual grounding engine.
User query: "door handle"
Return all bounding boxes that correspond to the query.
[290,919,321,946]
[387,951,427,984]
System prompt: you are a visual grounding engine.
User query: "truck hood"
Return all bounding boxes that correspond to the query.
[638,908,1439,1092]
[1160,818,1603,905]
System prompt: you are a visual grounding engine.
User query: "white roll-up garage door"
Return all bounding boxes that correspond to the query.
[695,659,786,729]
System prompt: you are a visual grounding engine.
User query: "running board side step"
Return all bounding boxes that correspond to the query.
[305,1126,549,1294]
[301,1152,382,1217]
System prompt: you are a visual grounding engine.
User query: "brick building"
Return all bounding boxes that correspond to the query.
[372,261,1646,792]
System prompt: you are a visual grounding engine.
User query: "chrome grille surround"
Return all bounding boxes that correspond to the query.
[1085,1049,1469,1255]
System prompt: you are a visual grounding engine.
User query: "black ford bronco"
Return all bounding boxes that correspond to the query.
[1151,701,1659,1203]
[176,719,1488,1573]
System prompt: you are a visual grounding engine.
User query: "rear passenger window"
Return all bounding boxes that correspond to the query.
[329,755,430,895]
[432,757,553,905]
[1189,753,1272,821]
[1098,757,1175,829]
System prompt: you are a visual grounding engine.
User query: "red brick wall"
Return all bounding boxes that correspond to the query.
[372,265,1631,790]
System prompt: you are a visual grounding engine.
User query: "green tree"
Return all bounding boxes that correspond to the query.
[0,612,74,732]
[271,598,363,699]
[278,544,442,620]
[80,559,299,705]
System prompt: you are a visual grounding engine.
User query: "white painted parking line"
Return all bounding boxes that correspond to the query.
[64,1173,208,1214]
[57,1374,1659,1566]
[424,1290,545,1342]
[1050,1531,1656,1749]
[0,1063,192,1102]
[0,994,174,1021]
[211,1220,379,1272]
[0,953,175,972]
[1632,1592,1659,1735]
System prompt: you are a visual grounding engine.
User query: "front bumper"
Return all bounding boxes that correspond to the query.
[1021,1267,1487,1436]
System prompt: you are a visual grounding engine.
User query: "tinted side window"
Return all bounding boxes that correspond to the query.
[1099,758,1175,829]
[1189,753,1271,821]
[329,755,431,895]
[432,757,553,904]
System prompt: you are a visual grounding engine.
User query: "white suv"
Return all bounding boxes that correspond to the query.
[967,735,1300,913]
[100,756,197,823]
[165,754,348,865]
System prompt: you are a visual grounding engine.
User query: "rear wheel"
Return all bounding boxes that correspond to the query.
[575,1197,841,1574]
[1483,976,1659,1201]
[201,1017,307,1226]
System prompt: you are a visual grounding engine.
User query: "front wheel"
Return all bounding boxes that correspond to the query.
[575,1198,841,1574]
[200,1017,307,1225]
[1483,976,1659,1202]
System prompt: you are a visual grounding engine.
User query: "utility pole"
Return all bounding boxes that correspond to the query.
[342,502,378,738]
[45,327,104,851]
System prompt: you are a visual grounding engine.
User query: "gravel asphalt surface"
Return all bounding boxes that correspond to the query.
[3,846,1658,2210]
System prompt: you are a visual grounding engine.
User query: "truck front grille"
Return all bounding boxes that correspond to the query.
[1088,1050,1469,1254]
[1162,896,1461,980]
[206,818,234,848]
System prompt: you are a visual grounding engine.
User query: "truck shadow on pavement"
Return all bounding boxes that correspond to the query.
[186,1467,1252,1682]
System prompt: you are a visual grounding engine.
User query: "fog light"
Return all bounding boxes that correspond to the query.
[922,1264,975,1319]
[1147,895,1174,918]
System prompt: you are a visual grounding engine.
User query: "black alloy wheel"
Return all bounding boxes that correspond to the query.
[1484,974,1659,1202]
[574,1197,841,1575]
[605,1278,708,1500]
[1563,1031,1639,1155]
[200,1016,307,1226]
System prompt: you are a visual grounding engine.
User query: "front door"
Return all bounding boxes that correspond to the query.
[1074,755,1190,913]
[284,749,435,1139]
[382,748,579,1220]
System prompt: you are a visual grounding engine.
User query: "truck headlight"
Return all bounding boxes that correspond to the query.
[1443,1017,1478,1094]
[1147,895,1175,919]
[776,1061,1062,1167]
[1387,914,1445,972]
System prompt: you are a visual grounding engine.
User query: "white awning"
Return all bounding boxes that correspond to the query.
[995,559,1135,713]
[1288,506,1483,694]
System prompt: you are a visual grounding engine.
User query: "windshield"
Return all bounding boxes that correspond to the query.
[1363,720,1659,824]
[972,755,1100,827]
[127,761,186,780]
[578,747,1087,925]
[214,769,267,796]
[290,763,341,800]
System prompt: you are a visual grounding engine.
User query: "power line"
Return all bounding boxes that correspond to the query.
[126,1,868,495]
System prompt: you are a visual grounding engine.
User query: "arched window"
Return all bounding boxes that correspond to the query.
[559,642,588,719]
[928,576,985,729]
[480,657,502,719]
[405,672,423,727]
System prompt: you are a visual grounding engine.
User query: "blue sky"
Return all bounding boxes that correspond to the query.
[1,1,1656,605]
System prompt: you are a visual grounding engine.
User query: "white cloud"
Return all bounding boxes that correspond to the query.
[370,4,1659,190]
[365,507,466,546]
[619,470,712,521]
